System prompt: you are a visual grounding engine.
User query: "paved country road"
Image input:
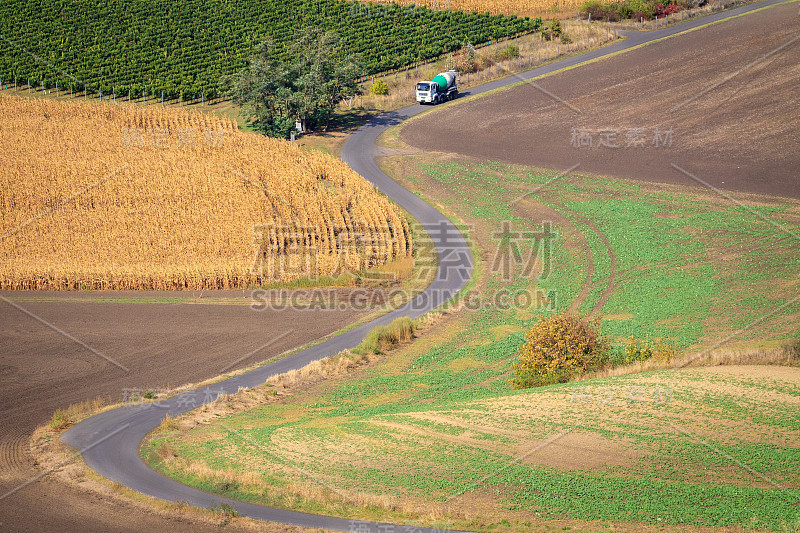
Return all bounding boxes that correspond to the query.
[61,1,789,530]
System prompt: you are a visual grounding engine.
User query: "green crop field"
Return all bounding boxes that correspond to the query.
[144,158,800,531]
[0,0,535,100]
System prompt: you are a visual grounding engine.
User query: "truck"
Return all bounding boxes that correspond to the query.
[415,70,458,105]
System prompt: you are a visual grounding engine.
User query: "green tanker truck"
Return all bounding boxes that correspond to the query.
[415,70,459,105]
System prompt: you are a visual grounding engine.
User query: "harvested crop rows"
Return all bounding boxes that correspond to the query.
[0,96,411,290]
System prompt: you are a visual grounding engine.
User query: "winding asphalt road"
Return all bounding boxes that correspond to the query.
[61,1,787,530]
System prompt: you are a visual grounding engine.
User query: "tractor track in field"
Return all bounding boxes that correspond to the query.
[547,201,619,316]
[582,218,619,317]
[13,1,788,531]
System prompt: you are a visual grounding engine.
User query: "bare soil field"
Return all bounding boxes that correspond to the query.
[401,1,800,199]
[0,292,362,532]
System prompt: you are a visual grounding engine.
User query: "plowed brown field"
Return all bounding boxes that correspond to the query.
[401,2,800,199]
[0,292,361,532]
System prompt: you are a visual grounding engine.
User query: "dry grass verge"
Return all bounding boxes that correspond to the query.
[267,313,443,390]
[580,340,800,382]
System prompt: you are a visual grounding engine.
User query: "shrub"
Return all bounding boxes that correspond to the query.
[614,1,633,19]
[494,44,520,61]
[620,335,676,364]
[603,7,621,21]
[477,54,494,69]
[50,409,69,430]
[209,502,238,517]
[656,2,681,16]
[446,44,479,73]
[560,33,573,44]
[541,18,563,41]
[580,0,609,19]
[512,313,609,389]
[550,18,563,38]
[628,0,657,19]
[358,316,415,354]
[370,79,389,96]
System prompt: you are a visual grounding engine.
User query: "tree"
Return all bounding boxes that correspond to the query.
[222,28,364,138]
[221,40,296,138]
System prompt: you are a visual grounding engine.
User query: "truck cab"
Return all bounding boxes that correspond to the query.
[415,82,437,104]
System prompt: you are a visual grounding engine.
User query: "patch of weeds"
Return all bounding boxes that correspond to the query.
[209,501,238,525]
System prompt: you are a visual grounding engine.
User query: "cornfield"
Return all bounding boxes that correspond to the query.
[0,96,411,290]
[368,0,584,18]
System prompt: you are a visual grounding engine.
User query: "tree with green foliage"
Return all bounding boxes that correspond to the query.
[223,28,364,138]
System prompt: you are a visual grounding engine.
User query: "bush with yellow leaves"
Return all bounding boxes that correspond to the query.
[512,312,609,389]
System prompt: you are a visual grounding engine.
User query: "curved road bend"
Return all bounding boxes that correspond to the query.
[62,1,787,530]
